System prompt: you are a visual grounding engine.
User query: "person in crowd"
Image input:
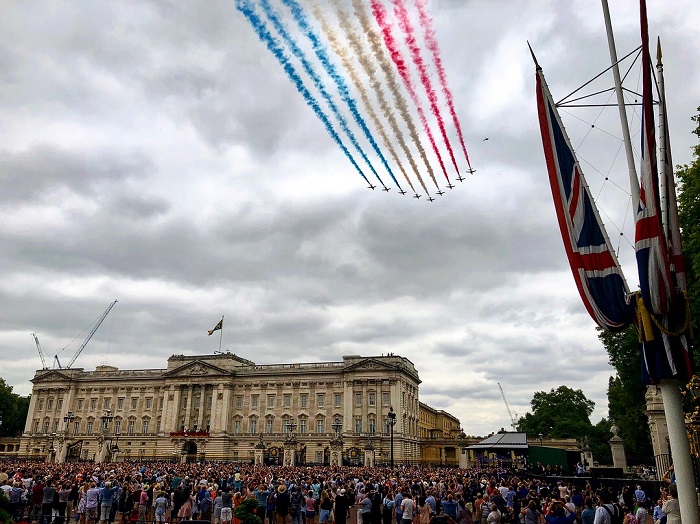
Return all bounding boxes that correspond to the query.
[661,484,680,524]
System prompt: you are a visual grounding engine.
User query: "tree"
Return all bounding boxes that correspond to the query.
[0,378,30,437]
[676,105,700,350]
[598,326,653,462]
[517,385,595,439]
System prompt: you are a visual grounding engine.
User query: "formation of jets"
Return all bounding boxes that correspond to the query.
[366,161,479,199]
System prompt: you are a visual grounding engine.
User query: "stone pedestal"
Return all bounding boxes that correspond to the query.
[330,437,343,466]
[609,424,627,472]
[56,435,67,464]
[364,443,375,467]
[284,437,297,466]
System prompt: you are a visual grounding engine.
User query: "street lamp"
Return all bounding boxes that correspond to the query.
[101,410,114,431]
[99,410,115,462]
[63,411,75,432]
[388,406,397,469]
[332,417,343,437]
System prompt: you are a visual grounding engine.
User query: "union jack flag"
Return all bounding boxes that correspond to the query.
[636,0,692,383]
[536,68,634,332]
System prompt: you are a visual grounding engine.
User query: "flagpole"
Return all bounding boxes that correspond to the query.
[601,0,640,211]
[654,37,699,524]
[219,316,224,353]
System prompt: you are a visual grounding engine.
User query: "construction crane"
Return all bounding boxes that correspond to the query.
[32,333,48,370]
[54,300,118,369]
[498,382,519,431]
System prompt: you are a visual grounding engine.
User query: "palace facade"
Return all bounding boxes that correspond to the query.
[20,353,464,465]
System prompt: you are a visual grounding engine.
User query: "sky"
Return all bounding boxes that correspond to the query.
[2,0,699,438]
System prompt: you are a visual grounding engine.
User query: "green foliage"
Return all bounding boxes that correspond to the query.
[676,105,700,351]
[597,325,653,462]
[0,378,30,437]
[517,385,595,439]
[234,497,263,524]
[590,418,613,464]
[0,491,10,524]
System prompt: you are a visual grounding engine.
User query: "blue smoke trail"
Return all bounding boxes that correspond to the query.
[258,0,389,190]
[279,0,402,191]
[235,0,370,186]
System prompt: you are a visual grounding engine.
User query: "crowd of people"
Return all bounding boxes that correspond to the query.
[0,459,683,524]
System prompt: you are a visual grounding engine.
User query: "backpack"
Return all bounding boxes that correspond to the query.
[602,504,624,524]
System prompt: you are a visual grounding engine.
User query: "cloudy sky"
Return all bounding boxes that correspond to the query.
[2,0,699,437]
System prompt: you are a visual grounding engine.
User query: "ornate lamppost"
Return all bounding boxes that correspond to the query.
[388,406,397,469]
[56,410,75,463]
[330,417,344,466]
[46,433,57,463]
[284,417,298,466]
[98,409,114,463]
[254,433,266,466]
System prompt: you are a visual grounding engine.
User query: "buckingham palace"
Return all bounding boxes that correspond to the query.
[19,352,465,466]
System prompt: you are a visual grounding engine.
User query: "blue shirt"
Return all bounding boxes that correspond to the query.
[441,500,458,518]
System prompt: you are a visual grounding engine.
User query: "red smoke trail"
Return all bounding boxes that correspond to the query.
[415,0,472,170]
[370,0,449,186]
[392,0,458,179]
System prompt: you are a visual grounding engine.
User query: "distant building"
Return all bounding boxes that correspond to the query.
[20,353,463,464]
[418,402,465,465]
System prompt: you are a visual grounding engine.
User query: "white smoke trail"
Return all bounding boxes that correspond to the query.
[330,0,428,195]
[351,0,439,192]
[312,1,417,194]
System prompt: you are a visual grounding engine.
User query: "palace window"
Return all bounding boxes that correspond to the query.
[382,393,390,406]
[354,417,362,433]
[300,394,308,409]
[236,396,243,409]
[90,399,97,410]
[73,421,80,435]
[47,399,54,411]
[283,394,291,408]
[266,418,273,434]
[368,417,376,434]
[104,398,111,410]
[142,419,149,435]
[355,393,362,406]
[127,419,135,435]
[233,419,242,435]
[316,418,325,434]
[299,418,307,434]
[131,398,137,410]
[250,418,257,434]
[77,399,84,411]
[117,398,124,410]
[114,419,121,434]
[251,395,259,409]
[267,395,275,409]
[317,394,325,408]
[87,420,93,434]
[369,393,376,407]
[334,393,342,408]
[145,398,152,409]
[57,399,63,411]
